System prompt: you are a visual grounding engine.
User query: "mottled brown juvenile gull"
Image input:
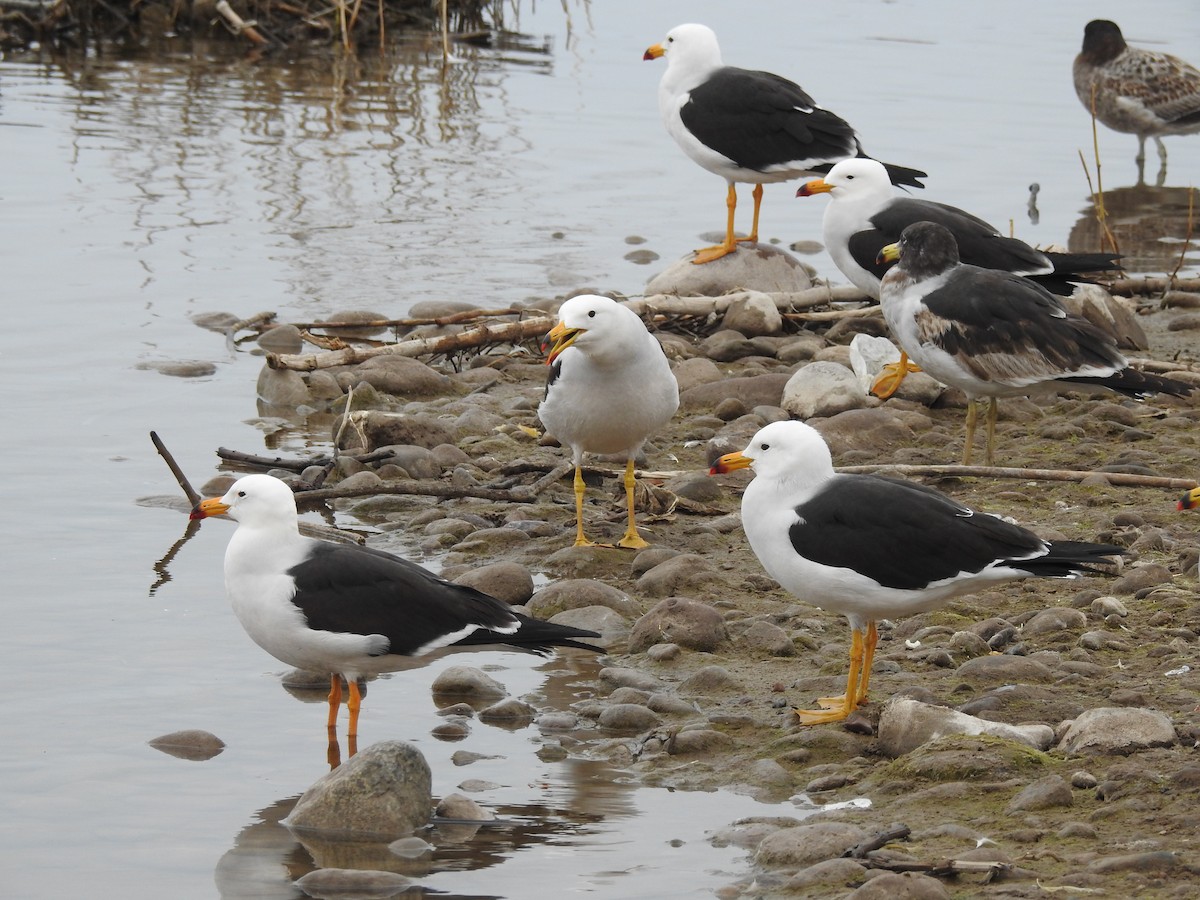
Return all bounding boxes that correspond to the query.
[643,23,925,264]
[711,420,1123,725]
[1074,19,1200,179]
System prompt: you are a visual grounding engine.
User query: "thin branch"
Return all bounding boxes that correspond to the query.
[150,431,202,507]
[837,462,1196,490]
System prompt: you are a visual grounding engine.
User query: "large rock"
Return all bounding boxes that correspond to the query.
[781,361,866,418]
[452,562,535,605]
[679,373,791,411]
[720,290,784,336]
[337,411,457,451]
[812,408,917,456]
[877,698,1054,757]
[430,666,508,700]
[351,355,454,396]
[1057,707,1177,755]
[629,597,730,653]
[287,742,432,839]
[754,821,869,868]
[636,553,717,597]
[527,579,640,619]
[646,244,813,296]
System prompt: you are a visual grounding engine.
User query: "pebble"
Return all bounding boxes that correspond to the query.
[147,729,225,761]
[478,698,536,725]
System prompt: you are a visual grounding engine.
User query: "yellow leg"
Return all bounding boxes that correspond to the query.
[857,621,878,705]
[984,398,998,466]
[692,184,740,264]
[741,183,763,243]
[870,352,923,399]
[962,400,978,466]
[571,465,595,547]
[617,458,650,549]
[796,628,864,725]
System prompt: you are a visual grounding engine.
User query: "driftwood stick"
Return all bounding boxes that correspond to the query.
[215,446,394,471]
[287,308,525,330]
[225,310,277,336]
[150,431,202,507]
[294,480,536,504]
[628,285,868,318]
[268,316,555,371]
[785,304,880,323]
[837,462,1197,490]
[1109,277,1200,296]
[844,823,911,859]
[214,0,268,45]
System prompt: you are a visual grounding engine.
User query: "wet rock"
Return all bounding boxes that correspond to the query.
[1024,606,1088,634]
[678,373,790,412]
[647,693,697,715]
[1006,774,1073,812]
[527,579,640,618]
[1057,707,1177,755]
[430,666,508,700]
[257,365,310,406]
[679,665,741,693]
[293,867,410,896]
[754,821,869,868]
[147,729,225,761]
[351,356,453,396]
[843,871,951,899]
[288,742,432,838]
[388,835,435,858]
[629,597,730,653]
[631,547,683,576]
[645,245,813,296]
[336,470,383,491]
[669,729,735,754]
[452,561,534,605]
[781,361,865,419]
[709,819,791,850]
[478,699,536,726]
[549,605,628,646]
[954,655,1054,683]
[720,290,783,336]
[137,359,219,378]
[877,698,1054,756]
[536,712,581,731]
[378,445,439,479]
[598,703,662,731]
[340,411,457,451]
[637,553,717,597]
[435,792,496,821]
[256,323,304,354]
[431,721,470,741]
[599,666,666,692]
[739,620,796,656]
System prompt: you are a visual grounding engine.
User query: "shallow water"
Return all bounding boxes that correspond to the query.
[2,0,1198,896]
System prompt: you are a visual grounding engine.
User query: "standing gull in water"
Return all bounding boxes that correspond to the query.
[539,294,679,548]
[190,474,601,757]
[877,222,1191,465]
[1073,19,1200,183]
[711,421,1123,725]
[644,23,925,264]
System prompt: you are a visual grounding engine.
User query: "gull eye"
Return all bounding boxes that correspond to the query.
[845,174,854,180]
[237,491,246,497]
[759,443,769,451]
[588,310,596,318]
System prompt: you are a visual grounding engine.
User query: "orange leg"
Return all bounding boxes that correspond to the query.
[326,674,342,730]
[693,184,741,264]
[617,458,650,549]
[870,352,923,399]
[797,627,865,725]
[741,183,763,244]
[345,681,362,758]
[962,400,979,465]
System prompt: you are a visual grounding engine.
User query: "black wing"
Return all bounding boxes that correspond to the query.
[788,475,1047,590]
[682,67,858,171]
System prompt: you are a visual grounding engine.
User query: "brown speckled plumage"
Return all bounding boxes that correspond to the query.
[1073,20,1200,176]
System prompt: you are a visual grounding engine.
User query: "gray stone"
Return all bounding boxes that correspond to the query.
[430,666,508,700]
[1057,707,1177,755]
[812,408,917,456]
[1086,851,1180,873]
[678,665,741,693]
[668,729,734,754]
[147,729,225,761]
[784,857,868,890]
[739,620,796,656]
[679,373,790,412]
[378,445,440,479]
[598,703,662,731]
[636,553,717,598]
[954,655,1054,683]
[1110,564,1173,595]
[527,579,640,618]
[478,699,536,725]
[843,872,952,899]
[294,868,410,895]
[256,323,304,354]
[598,666,665,692]
[645,244,813,296]
[1090,596,1128,617]
[878,698,1054,757]
[256,364,310,406]
[288,742,432,838]
[452,562,534,605]
[720,290,783,336]
[1006,775,1073,812]
[340,411,457,451]
[1024,607,1087,634]
[435,792,496,821]
[629,597,730,653]
[671,356,724,393]
[352,355,453,396]
[781,361,865,419]
[549,605,627,646]
[754,821,869,868]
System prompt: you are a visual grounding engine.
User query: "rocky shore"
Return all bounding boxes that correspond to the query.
[197,247,1200,897]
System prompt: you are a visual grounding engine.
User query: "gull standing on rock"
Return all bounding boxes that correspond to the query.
[710,421,1124,725]
[644,23,925,264]
[539,294,679,548]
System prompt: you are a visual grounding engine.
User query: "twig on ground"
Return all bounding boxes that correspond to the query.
[837,462,1196,490]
